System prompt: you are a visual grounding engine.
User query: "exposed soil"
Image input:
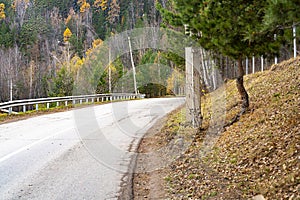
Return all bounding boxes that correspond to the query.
[132,105,185,199]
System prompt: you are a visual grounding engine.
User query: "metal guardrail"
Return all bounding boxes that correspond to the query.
[0,93,145,115]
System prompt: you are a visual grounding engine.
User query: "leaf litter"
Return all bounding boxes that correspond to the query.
[133,57,300,199]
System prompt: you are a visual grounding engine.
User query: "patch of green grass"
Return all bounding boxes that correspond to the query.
[188,174,196,179]
[164,175,172,182]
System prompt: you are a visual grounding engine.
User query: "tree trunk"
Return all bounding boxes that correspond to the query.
[236,58,249,114]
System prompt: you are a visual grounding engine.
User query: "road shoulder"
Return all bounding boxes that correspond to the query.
[131,106,184,199]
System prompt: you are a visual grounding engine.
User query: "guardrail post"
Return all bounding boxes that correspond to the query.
[97,97,99,102]
[80,99,82,104]
[9,107,12,115]
[86,98,88,103]
[92,98,94,103]
[36,104,39,111]
[72,100,76,106]
[47,103,50,109]
[65,101,68,107]
[56,102,59,107]
[23,105,26,113]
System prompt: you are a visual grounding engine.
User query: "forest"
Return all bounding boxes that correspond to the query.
[0,0,299,103]
[0,0,176,102]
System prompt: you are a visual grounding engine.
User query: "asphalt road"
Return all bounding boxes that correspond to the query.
[0,97,184,199]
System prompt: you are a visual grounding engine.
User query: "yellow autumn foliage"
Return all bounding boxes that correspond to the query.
[70,55,84,74]
[85,39,104,57]
[80,1,90,13]
[0,3,5,19]
[92,39,103,48]
[94,0,107,11]
[65,14,72,25]
[63,28,72,42]
[108,63,117,73]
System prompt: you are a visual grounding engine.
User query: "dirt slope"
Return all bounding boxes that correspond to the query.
[133,57,300,199]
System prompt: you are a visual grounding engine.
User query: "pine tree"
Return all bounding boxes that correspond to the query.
[264,0,300,29]
[158,0,280,115]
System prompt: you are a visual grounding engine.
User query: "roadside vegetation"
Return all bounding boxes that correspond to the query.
[134,57,299,199]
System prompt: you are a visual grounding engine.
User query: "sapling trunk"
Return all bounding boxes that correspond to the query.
[236,58,249,114]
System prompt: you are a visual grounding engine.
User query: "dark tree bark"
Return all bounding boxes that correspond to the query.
[236,58,249,114]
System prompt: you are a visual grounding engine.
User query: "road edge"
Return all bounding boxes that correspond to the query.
[119,104,184,199]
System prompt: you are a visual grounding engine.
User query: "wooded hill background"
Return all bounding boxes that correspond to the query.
[0,0,174,102]
[0,0,299,102]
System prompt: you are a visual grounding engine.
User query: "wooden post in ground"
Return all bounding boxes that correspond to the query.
[185,47,202,128]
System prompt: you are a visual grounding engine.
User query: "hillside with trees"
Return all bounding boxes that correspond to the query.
[158,0,299,117]
[0,0,172,102]
[0,0,298,104]
[133,55,300,200]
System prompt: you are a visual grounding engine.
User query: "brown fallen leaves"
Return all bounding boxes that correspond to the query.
[134,57,300,199]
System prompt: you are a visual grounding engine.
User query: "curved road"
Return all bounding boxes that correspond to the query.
[0,97,184,199]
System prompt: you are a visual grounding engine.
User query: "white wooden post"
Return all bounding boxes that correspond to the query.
[246,57,249,75]
[293,24,297,58]
[274,34,278,64]
[185,47,202,128]
[252,56,255,74]
[10,79,13,102]
[261,55,264,72]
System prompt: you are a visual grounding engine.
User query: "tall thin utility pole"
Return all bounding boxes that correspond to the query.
[10,79,12,102]
[8,50,13,102]
[108,46,112,93]
[128,36,138,95]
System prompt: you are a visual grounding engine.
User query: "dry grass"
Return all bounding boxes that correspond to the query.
[163,57,300,199]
